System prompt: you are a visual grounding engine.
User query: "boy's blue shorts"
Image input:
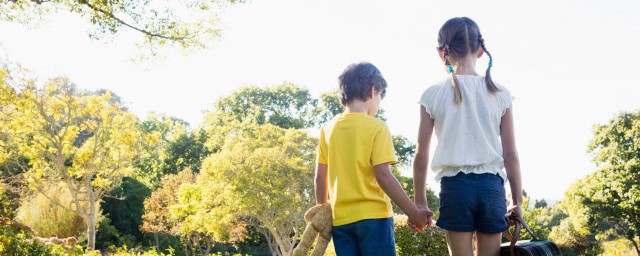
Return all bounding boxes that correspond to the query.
[436,172,510,234]
[332,217,396,256]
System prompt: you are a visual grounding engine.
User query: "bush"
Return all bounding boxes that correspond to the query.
[599,238,637,256]
[394,215,448,256]
[16,185,92,238]
[0,217,79,255]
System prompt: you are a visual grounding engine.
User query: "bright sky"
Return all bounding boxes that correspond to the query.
[1,0,639,202]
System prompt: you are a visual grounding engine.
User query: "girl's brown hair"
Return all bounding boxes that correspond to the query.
[437,17,499,104]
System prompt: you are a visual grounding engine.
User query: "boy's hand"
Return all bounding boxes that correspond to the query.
[408,208,434,234]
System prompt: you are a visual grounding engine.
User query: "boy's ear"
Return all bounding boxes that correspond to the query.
[371,87,379,98]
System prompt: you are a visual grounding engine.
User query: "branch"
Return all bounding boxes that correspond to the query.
[77,0,199,42]
[34,185,83,217]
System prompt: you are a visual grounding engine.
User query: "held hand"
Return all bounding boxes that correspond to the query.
[408,208,434,234]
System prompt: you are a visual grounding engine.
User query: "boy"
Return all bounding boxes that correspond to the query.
[315,62,433,255]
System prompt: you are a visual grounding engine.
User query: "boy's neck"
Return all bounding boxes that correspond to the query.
[345,100,370,115]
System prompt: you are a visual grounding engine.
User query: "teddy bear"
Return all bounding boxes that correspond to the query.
[293,203,332,256]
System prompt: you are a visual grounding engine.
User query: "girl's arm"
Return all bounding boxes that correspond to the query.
[374,163,432,229]
[315,163,329,204]
[413,105,435,209]
[500,108,523,215]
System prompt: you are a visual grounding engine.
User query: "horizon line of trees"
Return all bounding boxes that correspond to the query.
[1,66,639,255]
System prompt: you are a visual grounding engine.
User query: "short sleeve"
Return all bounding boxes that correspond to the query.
[371,122,398,166]
[498,88,515,116]
[418,87,435,120]
[316,126,328,164]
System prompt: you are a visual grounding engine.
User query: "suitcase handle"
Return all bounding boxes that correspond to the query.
[504,212,539,256]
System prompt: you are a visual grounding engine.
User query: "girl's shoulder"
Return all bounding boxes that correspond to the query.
[421,78,451,95]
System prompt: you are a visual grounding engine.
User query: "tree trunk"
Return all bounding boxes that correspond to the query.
[630,236,640,256]
[153,232,160,251]
[86,187,97,250]
[260,228,279,256]
[269,227,289,256]
[182,239,189,256]
[86,212,96,250]
[204,240,212,256]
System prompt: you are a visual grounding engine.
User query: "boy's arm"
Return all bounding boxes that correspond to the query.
[413,105,434,209]
[501,108,523,217]
[315,163,329,205]
[374,163,430,228]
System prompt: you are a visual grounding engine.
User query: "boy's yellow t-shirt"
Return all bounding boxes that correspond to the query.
[317,112,398,226]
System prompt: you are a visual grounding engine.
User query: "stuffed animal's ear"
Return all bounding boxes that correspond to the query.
[304,204,321,222]
[305,203,331,222]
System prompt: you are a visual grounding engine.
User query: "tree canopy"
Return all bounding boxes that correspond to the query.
[0,0,244,58]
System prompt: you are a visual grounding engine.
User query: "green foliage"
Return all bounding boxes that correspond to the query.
[583,111,640,250]
[394,215,448,256]
[317,91,343,124]
[164,128,211,174]
[549,175,601,254]
[392,135,416,167]
[520,203,567,241]
[0,180,20,219]
[95,217,122,250]
[0,0,244,59]
[0,217,82,256]
[100,177,152,249]
[599,238,639,256]
[199,121,316,255]
[210,83,320,129]
[16,184,88,238]
[136,114,192,187]
[0,223,57,256]
[2,73,142,249]
[534,199,548,209]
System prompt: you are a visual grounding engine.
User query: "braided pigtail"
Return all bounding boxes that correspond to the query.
[444,45,462,104]
[480,37,500,93]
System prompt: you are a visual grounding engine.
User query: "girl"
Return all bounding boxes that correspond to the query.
[412,17,523,256]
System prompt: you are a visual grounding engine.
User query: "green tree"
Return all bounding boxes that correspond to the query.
[534,199,548,209]
[199,121,316,256]
[209,83,319,130]
[582,111,640,255]
[135,113,190,187]
[100,177,151,248]
[549,175,602,255]
[141,170,195,254]
[170,171,247,255]
[3,77,141,249]
[0,68,23,219]
[0,0,244,58]
[518,196,566,241]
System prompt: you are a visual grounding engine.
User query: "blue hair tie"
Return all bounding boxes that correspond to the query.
[488,60,493,67]
[448,65,454,73]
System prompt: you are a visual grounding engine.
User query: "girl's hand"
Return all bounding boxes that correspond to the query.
[408,208,434,235]
[506,204,522,226]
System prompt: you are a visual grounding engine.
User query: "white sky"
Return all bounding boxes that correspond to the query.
[1,0,639,202]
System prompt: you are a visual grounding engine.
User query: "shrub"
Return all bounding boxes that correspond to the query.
[394,215,448,256]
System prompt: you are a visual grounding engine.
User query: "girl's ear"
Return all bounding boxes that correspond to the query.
[476,47,484,58]
[437,47,445,62]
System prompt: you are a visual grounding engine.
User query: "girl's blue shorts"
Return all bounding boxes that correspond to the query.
[436,172,510,234]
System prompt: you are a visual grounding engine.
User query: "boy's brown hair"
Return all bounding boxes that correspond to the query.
[338,62,387,106]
